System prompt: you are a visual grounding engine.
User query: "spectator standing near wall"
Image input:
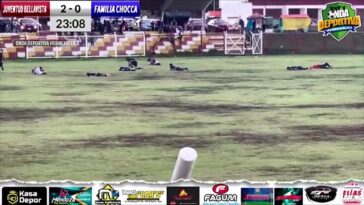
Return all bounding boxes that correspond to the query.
[239,18,245,34]
[0,49,4,71]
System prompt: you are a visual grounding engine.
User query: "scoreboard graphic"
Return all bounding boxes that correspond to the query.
[0,0,140,32]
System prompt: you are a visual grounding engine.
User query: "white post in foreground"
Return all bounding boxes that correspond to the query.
[171,147,198,181]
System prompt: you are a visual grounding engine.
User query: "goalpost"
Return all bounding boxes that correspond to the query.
[224,31,263,55]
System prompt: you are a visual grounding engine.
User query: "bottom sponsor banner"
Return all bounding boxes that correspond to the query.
[0,180,364,205]
[167,186,200,205]
[241,188,273,205]
[49,187,92,205]
[2,187,47,205]
[274,188,303,205]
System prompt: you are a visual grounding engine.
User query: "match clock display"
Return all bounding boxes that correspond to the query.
[50,1,91,32]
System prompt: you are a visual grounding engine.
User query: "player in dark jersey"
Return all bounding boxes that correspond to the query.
[169,63,188,71]
[86,72,109,77]
[0,49,4,71]
[287,66,308,71]
[147,58,161,65]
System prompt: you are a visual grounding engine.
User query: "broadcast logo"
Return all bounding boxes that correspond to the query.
[305,186,337,203]
[122,189,164,203]
[49,187,92,205]
[95,184,121,205]
[203,184,239,205]
[274,188,303,205]
[241,188,273,205]
[342,182,363,205]
[2,187,47,205]
[167,187,200,205]
[318,2,361,41]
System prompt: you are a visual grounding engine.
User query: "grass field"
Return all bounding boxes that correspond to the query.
[0,55,363,182]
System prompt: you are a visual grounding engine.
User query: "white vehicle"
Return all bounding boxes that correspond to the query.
[311,188,332,195]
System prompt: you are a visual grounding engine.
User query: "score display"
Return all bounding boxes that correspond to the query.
[50,1,92,32]
[0,0,140,32]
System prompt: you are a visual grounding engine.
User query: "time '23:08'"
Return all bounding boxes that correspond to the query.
[56,19,86,29]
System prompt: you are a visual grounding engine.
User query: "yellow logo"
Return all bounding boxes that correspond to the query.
[7,190,19,205]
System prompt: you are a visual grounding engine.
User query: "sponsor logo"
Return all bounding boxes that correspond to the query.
[203,184,238,205]
[241,188,273,205]
[95,184,121,205]
[318,2,361,41]
[2,187,47,205]
[167,187,199,205]
[49,187,92,205]
[121,189,164,203]
[212,184,229,195]
[305,186,337,203]
[274,188,303,205]
[342,182,363,205]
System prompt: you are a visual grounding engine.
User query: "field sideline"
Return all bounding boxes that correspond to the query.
[0,55,363,181]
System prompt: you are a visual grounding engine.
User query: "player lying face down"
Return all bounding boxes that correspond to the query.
[309,62,332,69]
[287,62,333,71]
[32,66,47,75]
[147,58,161,65]
[119,66,137,71]
[86,72,109,77]
[169,63,188,71]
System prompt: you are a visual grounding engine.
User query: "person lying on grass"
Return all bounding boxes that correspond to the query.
[309,62,332,69]
[147,58,161,66]
[287,62,333,71]
[170,63,188,71]
[119,66,138,71]
[86,72,109,77]
[287,66,308,71]
[32,66,47,75]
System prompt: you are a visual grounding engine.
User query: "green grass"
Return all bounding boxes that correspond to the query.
[0,55,363,182]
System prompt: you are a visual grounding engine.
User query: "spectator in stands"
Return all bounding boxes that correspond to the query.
[239,18,245,34]
[156,20,162,33]
[0,49,4,71]
[252,20,256,32]
[121,19,127,32]
[262,19,266,32]
[151,21,155,31]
